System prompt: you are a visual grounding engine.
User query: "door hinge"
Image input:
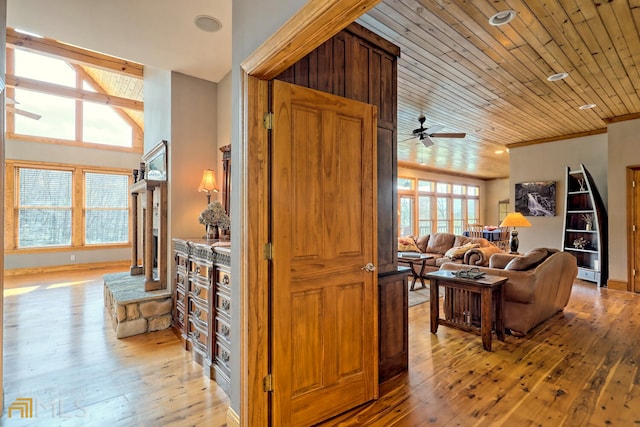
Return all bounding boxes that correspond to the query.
[633,180,637,188]
[264,242,273,260]
[634,269,637,277]
[634,225,637,232]
[263,374,273,392]
[263,112,274,130]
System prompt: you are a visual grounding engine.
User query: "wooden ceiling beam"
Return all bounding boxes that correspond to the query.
[6,28,143,78]
[6,74,144,111]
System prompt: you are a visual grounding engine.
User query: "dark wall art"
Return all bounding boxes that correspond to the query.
[515,181,556,216]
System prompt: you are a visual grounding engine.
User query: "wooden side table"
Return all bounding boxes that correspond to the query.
[397,253,434,290]
[426,270,507,351]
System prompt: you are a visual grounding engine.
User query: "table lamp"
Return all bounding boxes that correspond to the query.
[198,169,219,204]
[499,212,532,254]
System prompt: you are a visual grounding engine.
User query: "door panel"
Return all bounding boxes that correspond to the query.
[271,79,378,426]
[632,169,640,292]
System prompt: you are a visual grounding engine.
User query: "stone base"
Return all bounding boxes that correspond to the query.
[104,272,172,338]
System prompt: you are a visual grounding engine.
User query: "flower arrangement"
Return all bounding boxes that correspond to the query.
[573,237,589,250]
[199,201,230,229]
[581,213,594,230]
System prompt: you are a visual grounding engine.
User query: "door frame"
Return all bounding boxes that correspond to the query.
[627,166,640,292]
[238,1,381,426]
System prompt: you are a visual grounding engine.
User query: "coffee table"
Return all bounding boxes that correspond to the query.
[397,253,434,290]
[426,270,507,351]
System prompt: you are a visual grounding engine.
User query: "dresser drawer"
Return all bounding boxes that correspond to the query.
[215,287,231,318]
[189,279,210,306]
[175,271,187,292]
[214,315,231,346]
[192,260,212,282]
[188,319,209,356]
[189,297,209,326]
[216,268,231,290]
[214,340,231,376]
[577,267,598,282]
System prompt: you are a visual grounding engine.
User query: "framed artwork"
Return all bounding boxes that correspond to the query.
[142,140,168,181]
[515,181,556,216]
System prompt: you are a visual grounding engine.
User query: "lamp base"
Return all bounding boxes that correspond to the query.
[509,230,519,254]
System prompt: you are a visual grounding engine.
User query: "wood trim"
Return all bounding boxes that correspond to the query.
[627,166,638,293]
[6,133,143,153]
[4,260,130,277]
[506,128,607,149]
[241,2,381,425]
[603,112,640,124]
[344,22,400,57]
[6,74,143,111]
[227,407,241,427]
[607,279,629,292]
[6,28,143,77]
[241,0,381,79]
[397,160,506,180]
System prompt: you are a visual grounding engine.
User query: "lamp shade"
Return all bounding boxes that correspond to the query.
[198,169,219,193]
[499,212,531,228]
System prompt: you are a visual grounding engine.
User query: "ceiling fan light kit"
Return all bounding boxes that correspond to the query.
[407,114,466,148]
[489,10,516,26]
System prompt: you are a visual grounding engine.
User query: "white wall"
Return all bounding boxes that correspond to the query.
[509,133,608,254]
[486,178,509,225]
[607,119,640,282]
[169,72,218,240]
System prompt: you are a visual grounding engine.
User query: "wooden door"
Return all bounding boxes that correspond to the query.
[270,80,378,426]
[630,168,640,292]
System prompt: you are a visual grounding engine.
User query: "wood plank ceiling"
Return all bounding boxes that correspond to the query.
[359,0,640,179]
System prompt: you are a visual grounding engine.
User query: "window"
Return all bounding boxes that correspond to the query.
[7,163,131,251]
[398,177,480,236]
[85,173,129,244]
[6,39,143,150]
[18,168,72,248]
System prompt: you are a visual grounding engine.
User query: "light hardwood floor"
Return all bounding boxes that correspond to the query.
[3,269,640,426]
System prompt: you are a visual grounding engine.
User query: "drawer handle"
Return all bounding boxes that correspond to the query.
[194,308,201,317]
[196,266,201,274]
[223,274,230,285]
[178,276,183,284]
[195,287,202,296]
[221,325,230,337]
[221,350,230,363]
[179,313,184,322]
[221,300,231,311]
[192,330,200,340]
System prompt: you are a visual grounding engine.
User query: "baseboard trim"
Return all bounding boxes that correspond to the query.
[227,406,240,427]
[4,260,131,277]
[607,279,629,291]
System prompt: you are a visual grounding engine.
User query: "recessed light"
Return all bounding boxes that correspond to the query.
[495,150,505,154]
[579,104,597,110]
[194,15,222,33]
[489,10,516,26]
[547,72,569,82]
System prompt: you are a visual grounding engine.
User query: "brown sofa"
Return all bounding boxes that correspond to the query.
[440,248,578,337]
[399,232,504,273]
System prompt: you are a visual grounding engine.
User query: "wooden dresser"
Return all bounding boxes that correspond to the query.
[172,238,232,395]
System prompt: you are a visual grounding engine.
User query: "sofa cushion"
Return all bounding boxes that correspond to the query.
[444,243,480,260]
[426,233,456,254]
[398,236,421,252]
[505,248,549,271]
[413,235,430,253]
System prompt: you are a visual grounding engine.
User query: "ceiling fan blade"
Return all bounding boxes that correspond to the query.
[425,124,444,135]
[429,132,466,139]
[400,136,417,142]
[8,106,41,120]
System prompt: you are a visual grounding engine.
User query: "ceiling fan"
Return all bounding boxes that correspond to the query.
[405,114,465,148]
[6,97,41,120]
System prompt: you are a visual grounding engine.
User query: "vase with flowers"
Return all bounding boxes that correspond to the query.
[199,201,230,240]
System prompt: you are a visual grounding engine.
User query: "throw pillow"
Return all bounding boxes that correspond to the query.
[444,243,480,259]
[398,237,421,253]
[504,248,548,271]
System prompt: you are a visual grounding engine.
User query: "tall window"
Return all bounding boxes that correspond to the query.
[7,163,131,250]
[18,168,72,248]
[398,177,480,236]
[85,173,129,244]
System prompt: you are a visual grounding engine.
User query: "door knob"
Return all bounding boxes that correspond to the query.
[361,263,376,273]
